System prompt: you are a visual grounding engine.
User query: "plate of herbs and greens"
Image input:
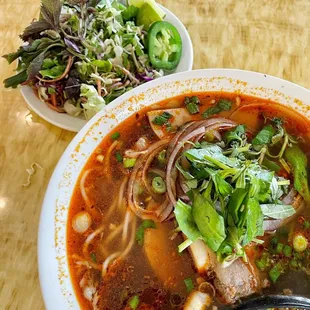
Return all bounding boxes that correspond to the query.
[3,0,193,131]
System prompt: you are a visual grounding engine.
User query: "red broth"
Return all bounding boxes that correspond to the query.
[67,92,310,309]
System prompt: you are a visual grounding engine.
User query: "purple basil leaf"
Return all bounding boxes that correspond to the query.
[27,52,46,79]
[64,37,81,53]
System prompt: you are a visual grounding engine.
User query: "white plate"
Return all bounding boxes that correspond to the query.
[20,5,194,132]
[38,69,310,309]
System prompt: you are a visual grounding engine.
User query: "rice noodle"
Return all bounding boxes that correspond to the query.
[104,224,123,245]
[80,169,92,207]
[72,254,101,270]
[103,140,119,173]
[80,169,101,219]
[124,149,148,158]
[118,177,128,210]
[105,198,118,218]
[122,210,132,243]
[83,225,105,257]
[102,252,121,277]
[119,216,137,260]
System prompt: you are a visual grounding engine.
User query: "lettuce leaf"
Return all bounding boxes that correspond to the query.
[80,84,106,120]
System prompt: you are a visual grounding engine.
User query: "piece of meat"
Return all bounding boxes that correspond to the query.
[213,258,259,304]
[183,291,213,310]
[188,239,260,304]
[189,239,216,273]
[147,108,193,138]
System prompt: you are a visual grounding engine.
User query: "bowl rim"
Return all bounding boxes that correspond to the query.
[19,4,194,133]
[38,68,310,310]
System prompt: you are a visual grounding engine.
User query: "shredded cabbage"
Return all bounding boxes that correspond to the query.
[80,84,106,120]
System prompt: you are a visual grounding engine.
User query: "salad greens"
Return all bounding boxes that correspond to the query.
[3,0,182,120]
[174,119,299,264]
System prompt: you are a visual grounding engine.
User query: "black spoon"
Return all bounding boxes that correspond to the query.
[234,295,310,310]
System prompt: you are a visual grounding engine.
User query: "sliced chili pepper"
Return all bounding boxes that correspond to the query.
[147,21,182,70]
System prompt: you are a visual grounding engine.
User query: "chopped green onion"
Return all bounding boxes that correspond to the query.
[111,132,120,140]
[178,239,193,253]
[290,260,299,268]
[123,158,137,168]
[152,112,172,126]
[191,96,200,105]
[115,152,123,163]
[185,102,200,115]
[136,220,156,245]
[90,253,97,263]
[128,295,139,309]
[255,252,269,271]
[283,245,292,257]
[152,176,166,194]
[269,263,284,283]
[293,234,308,252]
[166,123,178,133]
[184,96,200,105]
[304,221,310,229]
[184,278,194,292]
[276,242,284,254]
[157,149,166,165]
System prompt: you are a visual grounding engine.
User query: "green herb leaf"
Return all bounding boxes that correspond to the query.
[262,158,281,173]
[184,278,194,292]
[202,99,232,119]
[122,5,139,21]
[224,125,246,145]
[40,0,61,29]
[92,59,113,73]
[20,20,55,41]
[39,64,65,78]
[3,70,27,88]
[136,220,156,245]
[260,203,295,219]
[2,47,24,64]
[227,188,248,224]
[27,52,47,79]
[252,125,275,145]
[206,168,233,197]
[242,197,264,245]
[285,145,310,202]
[152,112,173,126]
[185,144,237,169]
[174,200,201,242]
[192,192,226,252]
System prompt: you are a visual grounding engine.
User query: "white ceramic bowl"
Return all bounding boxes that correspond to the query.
[20,5,194,132]
[38,69,310,309]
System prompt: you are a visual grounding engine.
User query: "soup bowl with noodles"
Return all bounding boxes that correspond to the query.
[38,69,310,310]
